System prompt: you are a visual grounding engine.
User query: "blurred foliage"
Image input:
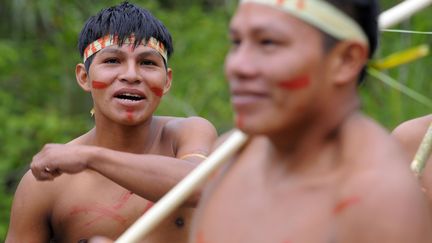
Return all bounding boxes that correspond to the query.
[0,0,431,239]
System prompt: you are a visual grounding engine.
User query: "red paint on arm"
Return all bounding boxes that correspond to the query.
[150,87,164,97]
[92,81,109,89]
[278,76,310,90]
[333,196,361,214]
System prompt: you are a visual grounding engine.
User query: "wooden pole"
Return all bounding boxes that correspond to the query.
[411,122,432,176]
[379,0,432,29]
[115,130,248,243]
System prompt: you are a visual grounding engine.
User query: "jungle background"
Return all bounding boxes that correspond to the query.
[0,0,431,239]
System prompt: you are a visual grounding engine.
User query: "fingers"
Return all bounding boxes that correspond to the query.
[30,147,62,181]
[30,164,61,181]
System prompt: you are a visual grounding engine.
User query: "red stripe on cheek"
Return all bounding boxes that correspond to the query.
[92,81,109,89]
[297,0,305,9]
[196,231,208,243]
[150,87,164,97]
[235,114,244,129]
[278,76,310,90]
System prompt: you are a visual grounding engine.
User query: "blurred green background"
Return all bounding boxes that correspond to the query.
[0,0,431,239]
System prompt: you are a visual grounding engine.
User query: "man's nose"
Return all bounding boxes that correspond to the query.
[119,61,142,84]
[225,43,259,80]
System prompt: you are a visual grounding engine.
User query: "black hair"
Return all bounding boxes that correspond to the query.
[322,0,379,83]
[78,1,174,71]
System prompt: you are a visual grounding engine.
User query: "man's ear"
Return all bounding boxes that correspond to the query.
[163,68,173,95]
[327,41,369,85]
[75,63,91,92]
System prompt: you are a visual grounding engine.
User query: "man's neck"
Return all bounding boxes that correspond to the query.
[89,115,157,153]
[266,95,360,176]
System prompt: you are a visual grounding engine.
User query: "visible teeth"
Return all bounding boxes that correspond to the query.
[122,93,141,98]
[116,93,144,101]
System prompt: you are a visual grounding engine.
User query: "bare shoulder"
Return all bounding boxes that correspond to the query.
[163,116,216,133]
[160,116,217,157]
[392,114,432,153]
[338,115,432,242]
[6,170,62,242]
[13,170,60,203]
[338,164,432,242]
[162,116,217,142]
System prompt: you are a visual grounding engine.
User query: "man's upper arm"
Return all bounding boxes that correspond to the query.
[6,171,53,243]
[174,116,218,160]
[392,118,428,157]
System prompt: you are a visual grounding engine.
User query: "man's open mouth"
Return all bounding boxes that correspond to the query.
[115,93,145,101]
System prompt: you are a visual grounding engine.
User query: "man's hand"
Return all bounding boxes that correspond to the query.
[30,144,91,180]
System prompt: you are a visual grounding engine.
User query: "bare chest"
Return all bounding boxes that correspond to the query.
[50,175,191,243]
[194,161,358,243]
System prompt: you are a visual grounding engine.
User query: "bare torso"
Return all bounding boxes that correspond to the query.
[192,114,430,243]
[24,116,197,242]
[49,172,192,243]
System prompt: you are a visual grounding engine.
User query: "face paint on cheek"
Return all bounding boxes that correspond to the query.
[235,113,244,129]
[196,231,208,243]
[150,87,164,98]
[92,81,109,89]
[277,75,310,91]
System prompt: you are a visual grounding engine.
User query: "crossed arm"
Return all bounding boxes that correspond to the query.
[30,117,217,206]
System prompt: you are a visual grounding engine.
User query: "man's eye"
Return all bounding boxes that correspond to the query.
[141,60,157,66]
[229,38,241,50]
[104,58,120,64]
[232,39,240,45]
[261,39,275,46]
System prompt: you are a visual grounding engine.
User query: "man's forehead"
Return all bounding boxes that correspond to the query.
[97,46,163,58]
[230,4,310,35]
[236,0,368,46]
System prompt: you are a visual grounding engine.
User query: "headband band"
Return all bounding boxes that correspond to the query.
[83,34,168,63]
[240,0,368,46]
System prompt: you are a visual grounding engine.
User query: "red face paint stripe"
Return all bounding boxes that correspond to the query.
[278,76,310,90]
[150,87,164,97]
[235,114,244,129]
[297,0,305,9]
[127,111,134,122]
[333,196,361,214]
[92,81,109,89]
[196,231,208,243]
